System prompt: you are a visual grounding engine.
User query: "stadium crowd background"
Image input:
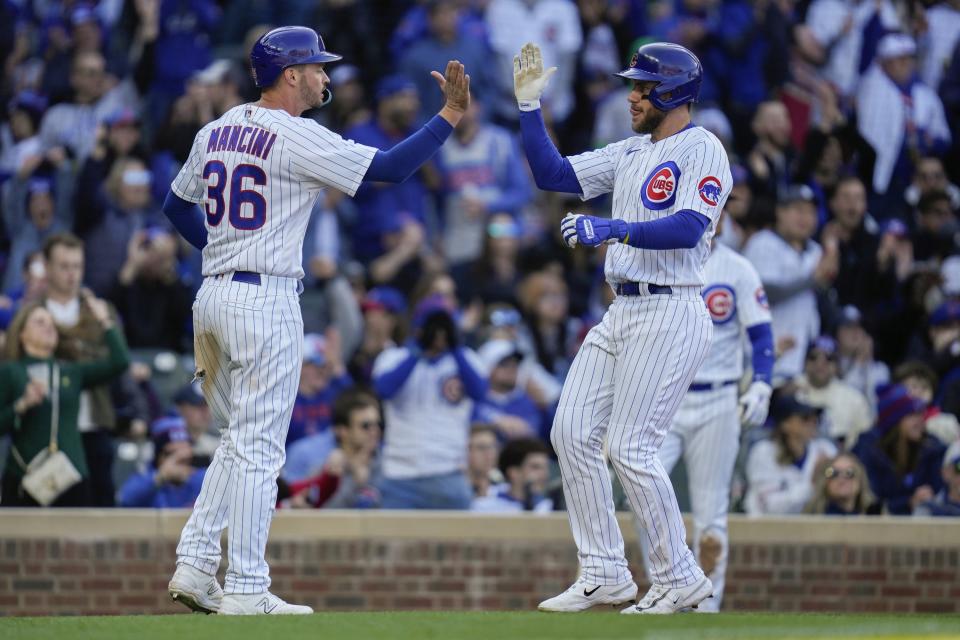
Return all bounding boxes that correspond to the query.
[0,0,959,518]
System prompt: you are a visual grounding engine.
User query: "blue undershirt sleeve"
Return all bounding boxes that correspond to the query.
[518,109,582,194]
[373,353,420,400]
[162,191,208,251]
[364,115,453,183]
[746,322,775,385]
[622,209,710,249]
[453,348,488,402]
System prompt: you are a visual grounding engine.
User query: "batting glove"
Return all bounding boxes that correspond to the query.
[514,42,557,111]
[739,381,773,427]
[561,213,628,248]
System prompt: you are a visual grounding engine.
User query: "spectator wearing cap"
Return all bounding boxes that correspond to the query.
[373,294,488,509]
[793,336,873,448]
[287,333,353,450]
[744,395,838,515]
[467,424,504,500]
[435,98,532,268]
[173,383,218,462]
[857,33,951,218]
[911,190,959,264]
[39,4,111,102]
[398,0,491,124]
[835,305,890,408]
[893,361,960,447]
[350,287,407,385]
[914,440,960,517]
[474,339,545,441]
[746,101,794,201]
[804,452,879,516]
[471,437,554,513]
[853,384,946,514]
[920,1,960,92]
[0,92,47,179]
[918,300,960,416]
[118,417,206,508]
[744,185,837,383]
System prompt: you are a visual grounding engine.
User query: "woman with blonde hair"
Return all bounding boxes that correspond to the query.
[804,453,879,515]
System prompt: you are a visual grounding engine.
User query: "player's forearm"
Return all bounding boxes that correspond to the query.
[162,191,208,251]
[620,210,710,249]
[518,109,582,194]
[364,115,454,184]
[746,323,775,385]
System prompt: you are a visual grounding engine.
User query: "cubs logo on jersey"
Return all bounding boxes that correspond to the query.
[755,287,769,309]
[703,284,736,324]
[698,176,722,207]
[641,161,681,210]
[441,375,465,405]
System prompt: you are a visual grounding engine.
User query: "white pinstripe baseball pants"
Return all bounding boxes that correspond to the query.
[551,287,713,588]
[176,273,303,595]
[634,385,740,610]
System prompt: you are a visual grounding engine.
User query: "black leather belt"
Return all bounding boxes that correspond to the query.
[614,282,673,296]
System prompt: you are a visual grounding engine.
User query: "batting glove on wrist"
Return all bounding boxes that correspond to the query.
[514,42,556,111]
[561,213,628,248]
[739,381,773,427]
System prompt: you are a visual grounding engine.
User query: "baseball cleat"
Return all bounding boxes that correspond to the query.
[218,592,313,615]
[537,578,638,612]
[621,575,713,615]
[168,564,223,614]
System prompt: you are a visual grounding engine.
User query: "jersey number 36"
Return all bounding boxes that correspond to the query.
[202,160,267,230]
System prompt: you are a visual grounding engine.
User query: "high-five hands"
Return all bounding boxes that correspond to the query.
[514,42,556,109]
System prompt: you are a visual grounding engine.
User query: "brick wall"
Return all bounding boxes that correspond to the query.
[0,511,958,616]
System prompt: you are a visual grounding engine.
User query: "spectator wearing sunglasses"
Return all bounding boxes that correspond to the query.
[804,453,879,515]
[914,441,960,517]
[852,384,946,515]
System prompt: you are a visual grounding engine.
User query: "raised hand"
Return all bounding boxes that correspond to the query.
[432,60,471,113]
[514,42,557,107]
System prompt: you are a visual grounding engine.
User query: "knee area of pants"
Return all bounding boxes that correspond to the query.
[697,532,726,575]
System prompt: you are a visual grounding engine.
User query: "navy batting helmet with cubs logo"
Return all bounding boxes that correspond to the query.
[615,42,702,111]
[250,26,342,89]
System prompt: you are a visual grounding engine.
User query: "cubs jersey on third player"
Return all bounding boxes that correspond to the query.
[696,243,772,383]
[171,103,378,278]
[567,125,732,287]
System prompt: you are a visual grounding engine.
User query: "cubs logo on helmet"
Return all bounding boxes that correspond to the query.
[703,284,736,324]
[698,176,722,207]
[641,161,682,210]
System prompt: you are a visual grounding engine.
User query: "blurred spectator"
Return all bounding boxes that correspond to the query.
[918,301,960,417]
[835,305,890,408]
[172,382,217,462]
[471,437,553,513]
[0,295,129,507]
[468,424,503,500]
[0,91,47,179]
[804,452,879,515]
[919,0,960,91]
[453,213,524,308]
[911,189,959,264]
[517,270,579,380]
[794,336,873,448]
[323,64,371,133]
[0,252,47,332]
[398,0,491,124]
[915,440,960,516]
[486,0,582,126]
[746,101,794,201]
[435,99,532,268]
[852,383,946,515]
[118,416,205,508]
[373,295,487,509]
[109,229,191,351]
[349,287,406,385]
[857,34,951,218]
[743,185,836,383]
[744,395,838,515]
[893,361,960,447]
[716,165,753,252]
[903,156,960,210]
[474,339,544,441]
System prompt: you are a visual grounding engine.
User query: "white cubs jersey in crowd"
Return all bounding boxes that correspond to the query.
[567,124,732,287]
[171,103,378,278]
[695,243,772,383]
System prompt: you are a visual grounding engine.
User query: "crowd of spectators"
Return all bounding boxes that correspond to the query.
[1,0,959,518]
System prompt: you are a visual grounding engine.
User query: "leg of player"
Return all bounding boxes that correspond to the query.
[537,316,638,612]
[603,295,715,615]
[682,386,740,613]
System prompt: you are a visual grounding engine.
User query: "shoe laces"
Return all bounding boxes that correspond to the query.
[637,584,669,609]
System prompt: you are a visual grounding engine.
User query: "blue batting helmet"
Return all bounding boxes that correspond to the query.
[250,26,342,89]
[615,43,702,111]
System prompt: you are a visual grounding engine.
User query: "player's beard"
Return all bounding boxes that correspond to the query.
[632,107,667,134]
[300,81,325,109]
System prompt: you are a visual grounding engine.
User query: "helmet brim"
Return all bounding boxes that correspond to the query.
[293,51,343,65]
[614,69,662,83]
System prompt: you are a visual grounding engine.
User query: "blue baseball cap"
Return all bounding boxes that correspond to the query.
[302,333,327,366]
[929,300,960,327]
[771,395,821,424]
[362,287,407,314]
[412,294,456,329]
[375,74,416,102]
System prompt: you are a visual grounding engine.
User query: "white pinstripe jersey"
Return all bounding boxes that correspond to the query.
[171,103,378,278]
[695,243,771,383]
[568,125,732,287]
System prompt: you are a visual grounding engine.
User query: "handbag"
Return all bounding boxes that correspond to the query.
[11,363,82,506]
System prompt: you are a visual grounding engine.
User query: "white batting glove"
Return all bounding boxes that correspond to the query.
[514,42,557,111]
[739,381,772,427]
[560,213,582,248]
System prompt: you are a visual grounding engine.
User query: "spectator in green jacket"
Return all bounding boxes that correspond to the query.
[0,294,130,507]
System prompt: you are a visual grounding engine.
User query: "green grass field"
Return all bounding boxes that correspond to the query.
[2,612,959,640]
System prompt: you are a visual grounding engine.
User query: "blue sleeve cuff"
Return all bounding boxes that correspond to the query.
[162,191,208,251]
[622,210,710,249]
[746,322,775,385]
[365,115,452,183]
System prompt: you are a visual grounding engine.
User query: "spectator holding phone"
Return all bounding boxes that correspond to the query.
[118,416,205,508]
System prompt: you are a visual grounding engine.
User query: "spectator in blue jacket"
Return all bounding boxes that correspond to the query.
[852,384,946,514]
[915,440,960,517]
[118,416,204,508]
[474,338,546,441]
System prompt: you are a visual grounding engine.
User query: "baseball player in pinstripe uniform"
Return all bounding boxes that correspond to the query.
[160,26,471,615]
[633,220,774,612]
[514,42,732,614]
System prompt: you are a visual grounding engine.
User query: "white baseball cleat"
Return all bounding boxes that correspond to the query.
[537,578,638,612]
[168,564,223,614]
[621,576,713,615]
[218,592,314,615]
